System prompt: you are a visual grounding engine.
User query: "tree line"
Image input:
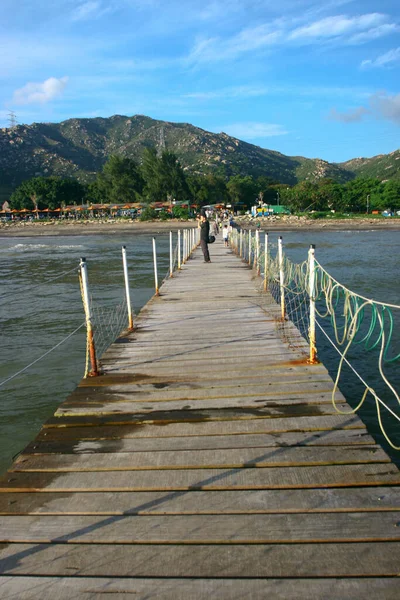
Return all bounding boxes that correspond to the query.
[8,150,400,213]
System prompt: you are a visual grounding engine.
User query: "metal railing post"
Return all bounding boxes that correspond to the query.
[254,230,259,272]
[79,257,99,376]
[183,230,187,264]
[248,230,252,265]
[152,237,159,295]
[122,246,134,330]
[178,230,181,269]
[278,236,285,320]
[264,232,268,291]
[308,244,318,364]
[169,231,173,277]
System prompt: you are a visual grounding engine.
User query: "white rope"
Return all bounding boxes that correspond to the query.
[315,319,400,424]
[0,322,86,388]
[315,259,400,310]
[255,236,400,449]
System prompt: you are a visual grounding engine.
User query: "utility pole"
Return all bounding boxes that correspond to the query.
[277,191,280,206]
[157,126,166,157]
[366,194,370,214]
[7,111,17,129]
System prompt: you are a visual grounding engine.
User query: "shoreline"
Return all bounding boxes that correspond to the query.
[1,216,400,237]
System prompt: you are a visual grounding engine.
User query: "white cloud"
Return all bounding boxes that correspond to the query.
[348,23,399,45]
[361,47,400,69]
[329,92,400,125]
[289,13,386,40]
[186,12,398,64]
[12,77,69,105]
[184,86,269,100]
[328,106,369,123]
[71,1,110,21]
[219,122,288,139]
[370,92,400,124]
[186,24,282,64]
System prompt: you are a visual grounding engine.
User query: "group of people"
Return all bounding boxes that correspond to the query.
[197,210,232,263]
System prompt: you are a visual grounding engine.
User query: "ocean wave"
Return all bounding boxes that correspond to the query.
[7,243,85,252]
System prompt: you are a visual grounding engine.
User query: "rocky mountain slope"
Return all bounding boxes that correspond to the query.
[3,114,399,193]
[0,115,357,195]
[339,149,400,181]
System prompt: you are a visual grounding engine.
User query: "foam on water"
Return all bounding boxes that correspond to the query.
[7,243,85,252]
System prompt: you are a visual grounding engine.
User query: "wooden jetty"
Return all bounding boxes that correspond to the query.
[0,238,399,599]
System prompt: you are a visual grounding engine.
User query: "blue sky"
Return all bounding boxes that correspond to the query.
[1,0,400,162]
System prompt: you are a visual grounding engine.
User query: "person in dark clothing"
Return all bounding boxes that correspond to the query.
[198,213,211,262]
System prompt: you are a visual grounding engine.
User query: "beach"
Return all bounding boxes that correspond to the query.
[1,215,400,236]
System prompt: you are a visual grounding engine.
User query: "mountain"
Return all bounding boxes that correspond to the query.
[0,114,371,198]
[339,149,400,181]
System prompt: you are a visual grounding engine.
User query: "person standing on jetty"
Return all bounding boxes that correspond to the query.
[222,224,229,247]
[198,211,211,263]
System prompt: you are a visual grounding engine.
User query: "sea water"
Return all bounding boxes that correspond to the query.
[0,229,399,474]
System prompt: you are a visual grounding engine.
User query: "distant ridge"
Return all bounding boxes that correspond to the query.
[339,149,400,181]
[0,114,398,194]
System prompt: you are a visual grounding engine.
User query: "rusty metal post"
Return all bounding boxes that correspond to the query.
[278,236,285,320]
[152,237,159,296]
[122,246,134,331]
[308,244,318,363]
[263,232,269,291]
[79,257,99,377]
[178,230,181,269]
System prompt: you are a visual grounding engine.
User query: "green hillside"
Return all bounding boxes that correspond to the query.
[0,115,355,198]
[339,149,400,181]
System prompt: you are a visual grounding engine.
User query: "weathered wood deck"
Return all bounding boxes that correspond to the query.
[0,238,399,599]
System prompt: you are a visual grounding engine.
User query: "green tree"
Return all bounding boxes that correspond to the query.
[160,151,189,201]
[381,180,400,210]
[84,180,103,205]
[187,174,228,207]
[342,178,381,213]
[141,148,188,202]
[141,148,162,202]
[97,155,144,204]
[10,177,85,210]
[227,175,258,210]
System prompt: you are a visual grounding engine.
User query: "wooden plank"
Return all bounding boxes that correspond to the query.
[1,241,398,597]
[72,376,335,397]
[36,414,366,441]
[76,371,334,389]
[55,396,350,416]
[102,342,303,356]
[22,429,377,455]
[11,446,389,472]
[0,513,399,543]
[1,463,399,492]
[78,363,330,384]
[0,542,399,577]
[100,353,308,370]
[0,487,399,515]
[0,576,398,600]
[48,403,355,424]
[63,382,344,404]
